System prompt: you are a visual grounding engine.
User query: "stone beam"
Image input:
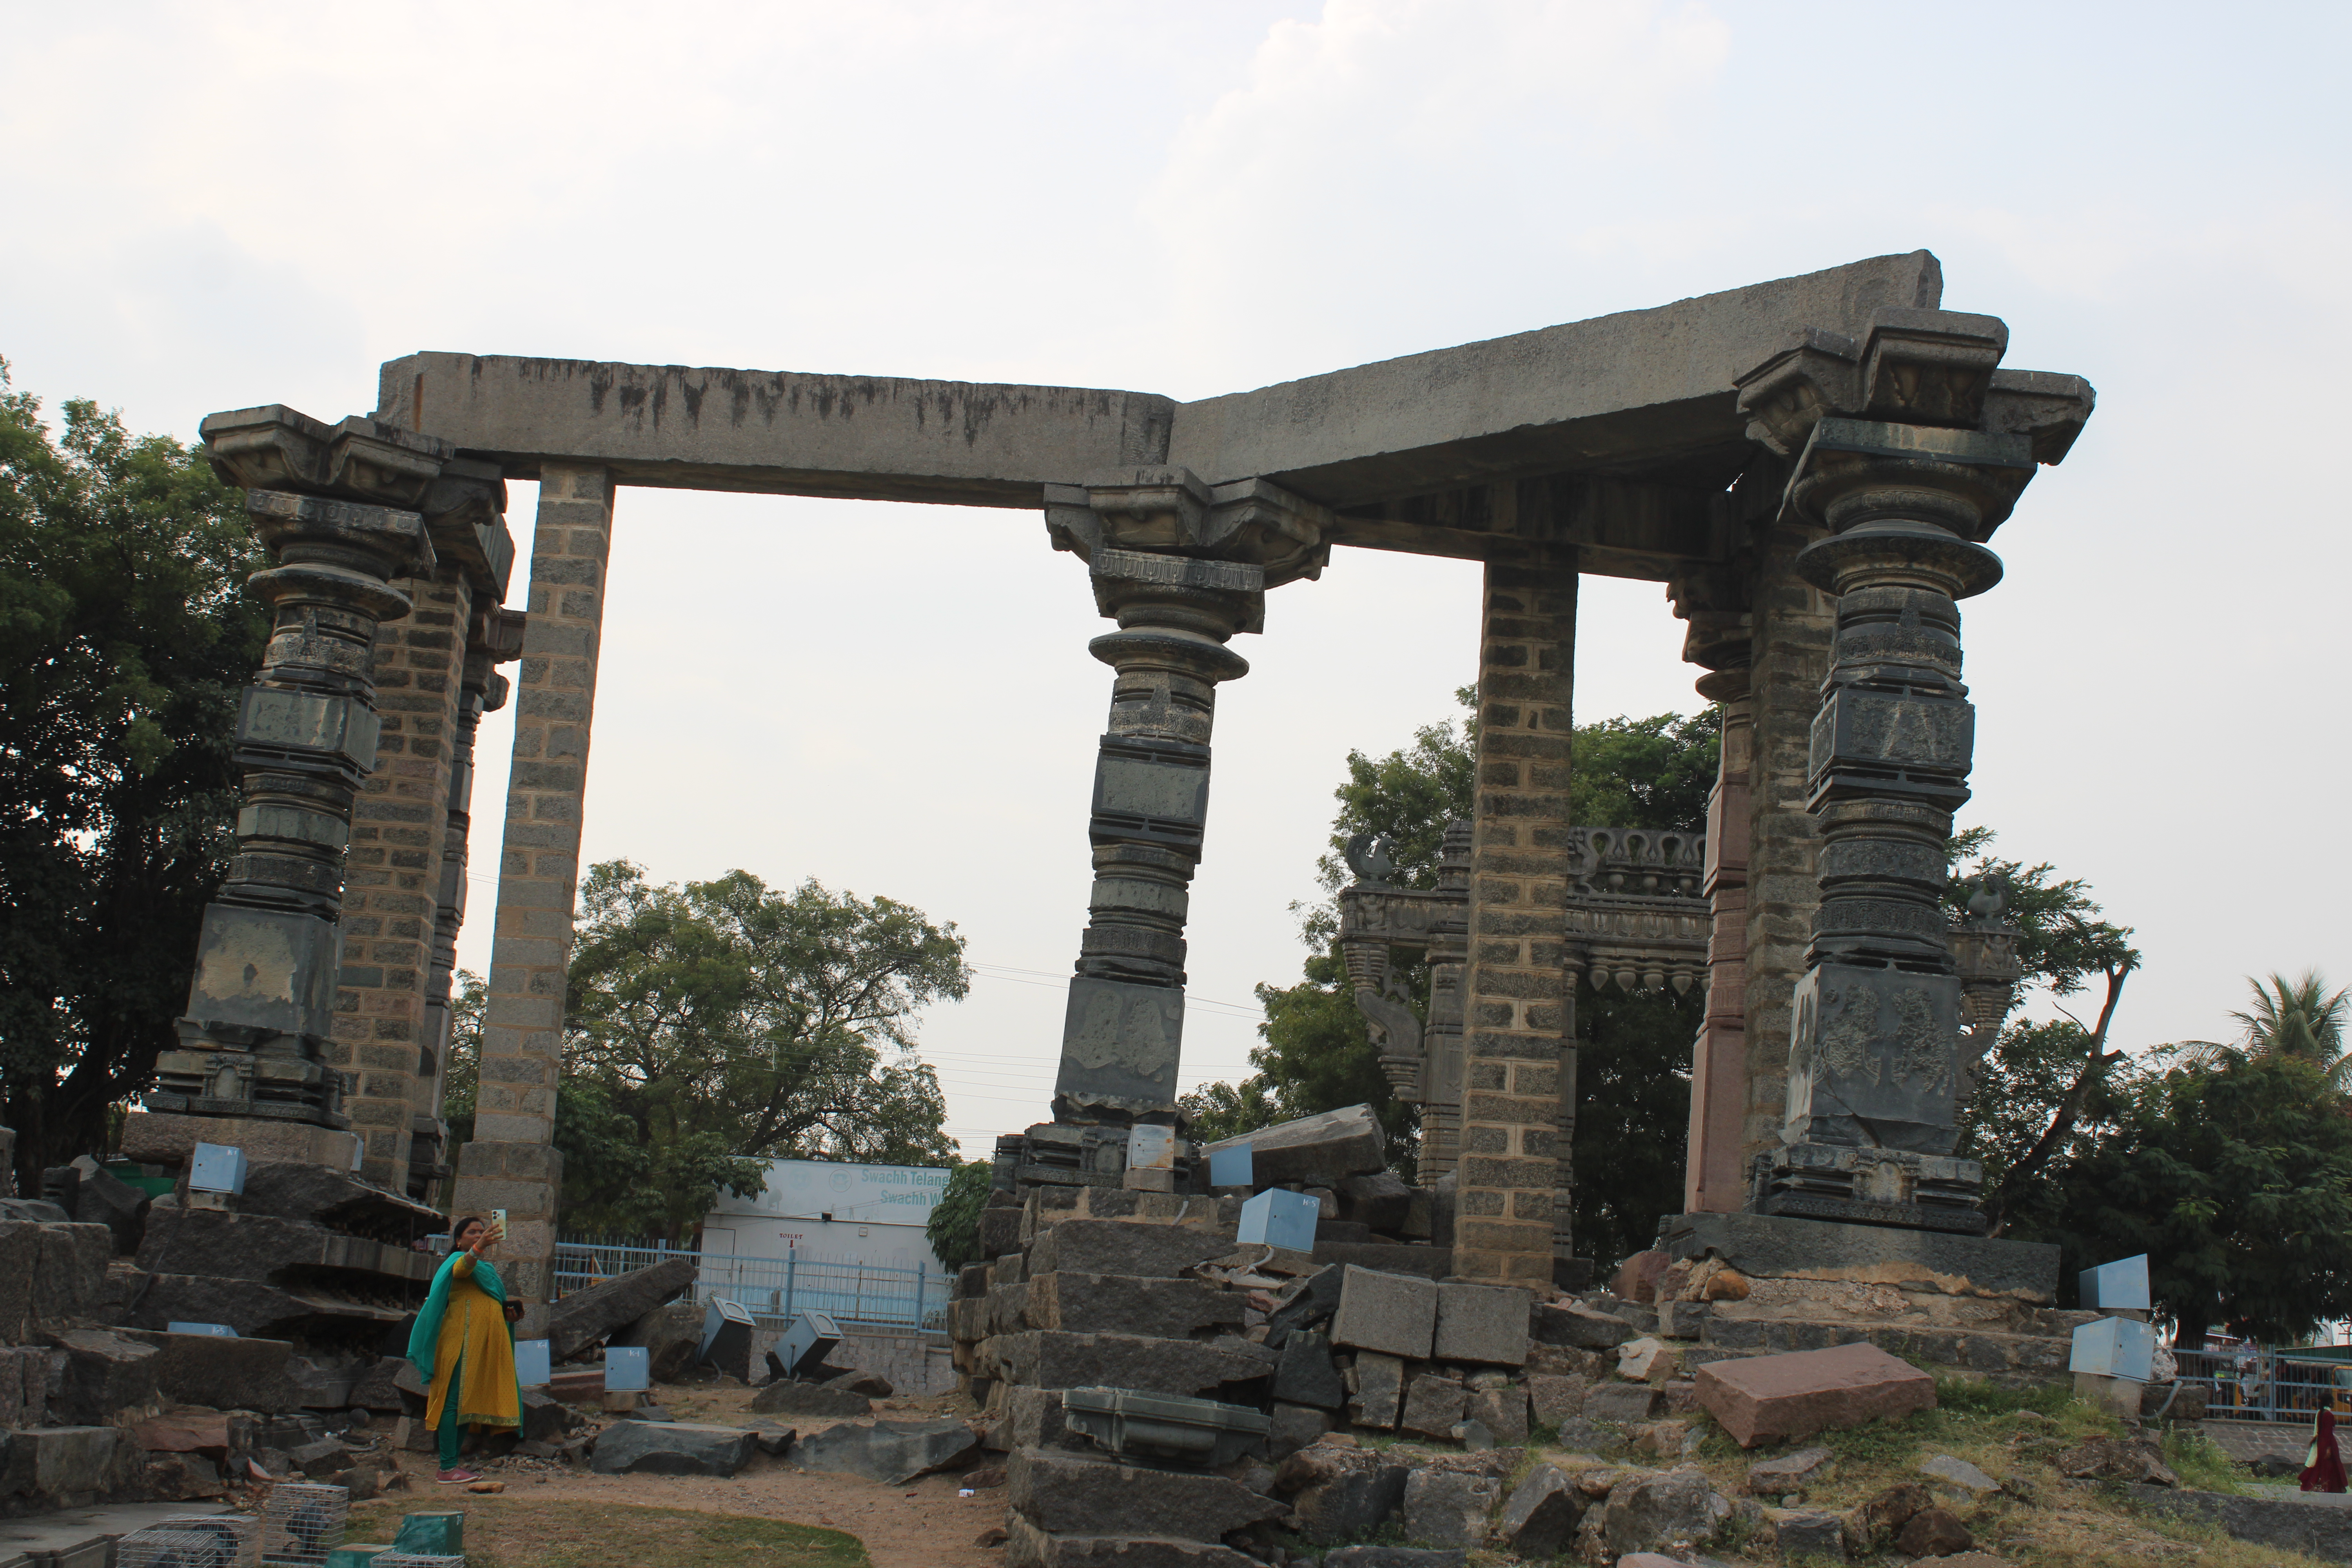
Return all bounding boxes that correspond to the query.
[376,252,1945,544]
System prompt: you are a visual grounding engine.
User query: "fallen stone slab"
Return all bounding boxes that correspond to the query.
[1746,1445,1834,1494]
[1010,1447,1286,1541]
[1528,1373,1593,1429]
[988,1331,1274,1398]
[1532,1301,1634,1350]
[1201,1105,1385,1188]
[1617,1337,1679,1384]
[1432,1281,1528,1367]
[1771,1506,1846,1559]
[1466,1385,1528,1447]
[620,1299,703,1383]
[1272,1332,1345,1411]
[1348,1351,1405,1430]
[46,1328,160,1426]
[1661,1210,2059,1302]
[1550,1417,1631,1456]
[1400,1375,1465,1439]
[0,1220,112,1343]
[1028,1272,1247,1338]
[1897,1506,1974,1557]
[749,1379,873,1418]
[1002,1515,1259,1568]
[1584,1382,1664,1424]
[1310,1242,1450,1279]
[1499,1463,1584,1557]
[590,1420,757,1477]
[1265,1265,1343,1347]
[1598,1465,1729,1559]
[1920,1452,2003,1500]
[0,1425,141,1505]
[1400,1468,1497,1550]
[1330,1267,1436,1360]
[1289,1457,1409,1544]
[119,1328,301,1416]
[826,1369,894,1398]
[66,1159,150,1256]
[1335,1172,1414,1233]
[1843,1481,1932,1555]
[1266,1403,1330,1461]
[545,1258,697,1361]
[744,1419,796,1457]
[2056,1434,2178,1486]
[1028,1221,1233,1280]
[132,1412,232,1456]
[789,1418,978,1485]
[1693,1341,1935,1448]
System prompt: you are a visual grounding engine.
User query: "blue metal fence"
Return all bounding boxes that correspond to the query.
[553,1234,950,1331]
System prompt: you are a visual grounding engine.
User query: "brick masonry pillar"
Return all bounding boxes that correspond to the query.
[1739,521,1834,1172]
[451,464,614,1301]
[1457,544,1577,1289]
[332,566,474,1188]
[1684,665,1753,1212]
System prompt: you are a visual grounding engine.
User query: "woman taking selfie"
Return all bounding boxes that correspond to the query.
[406,1215,523,1484]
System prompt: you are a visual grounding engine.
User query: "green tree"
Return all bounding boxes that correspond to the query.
[2177,971,2351,1091]
[2035,1050,2352,1345]
[926,1159,994,1269]
[1944,831,2141,1232]
[0,364,265,1180]
[559,860,968,1238]
[1184,691,1720,1259]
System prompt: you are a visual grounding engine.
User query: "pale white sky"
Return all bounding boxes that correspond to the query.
[5,2,2346,1156]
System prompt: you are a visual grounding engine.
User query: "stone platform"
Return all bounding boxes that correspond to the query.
[1662,1210,2060,1301]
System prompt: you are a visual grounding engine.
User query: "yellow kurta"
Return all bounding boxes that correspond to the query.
[425,1255,521,1430]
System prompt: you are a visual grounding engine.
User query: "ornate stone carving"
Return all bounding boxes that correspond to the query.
[1736,316,2092,1234]
[1044,468,1331,588]
[1051,536,1267,1122]
[154,408,456,1129]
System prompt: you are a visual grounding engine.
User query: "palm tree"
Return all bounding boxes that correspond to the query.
[2179,971,2352,1091]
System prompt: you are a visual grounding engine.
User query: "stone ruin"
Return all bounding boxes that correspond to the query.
[0,250,2120,1551]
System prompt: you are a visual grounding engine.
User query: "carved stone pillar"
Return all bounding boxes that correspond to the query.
[1686,668,1753,1212]
[142,408,450,1157]
[1041,472,1328,1125]
[1420,822,1471,1183]
[1458,543,1578,1288]
[1729,309,2092,1230]
[453,463,616,1305]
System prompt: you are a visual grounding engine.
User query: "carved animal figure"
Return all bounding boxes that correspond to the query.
[1964,871,2008,926]
[1343,832,1398,886]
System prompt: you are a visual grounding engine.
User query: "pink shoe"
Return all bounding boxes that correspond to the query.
[435,1467,481,1484]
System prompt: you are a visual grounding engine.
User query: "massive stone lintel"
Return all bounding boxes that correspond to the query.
[376,252,1950,554]
[1661,1210,2057,1302]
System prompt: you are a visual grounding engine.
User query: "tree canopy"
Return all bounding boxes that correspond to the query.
[444,861,970,1238]
[925,1159,994,1269]
[0,365,264,1179]
[2176,971,2351,1091]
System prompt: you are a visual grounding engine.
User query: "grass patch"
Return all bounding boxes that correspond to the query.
[347,1499,868,1568]
[2162,1425,2251,1495]
[1935,1372,2070,1420]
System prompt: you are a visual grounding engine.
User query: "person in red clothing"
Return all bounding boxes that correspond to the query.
[2302,1406,2347,1492]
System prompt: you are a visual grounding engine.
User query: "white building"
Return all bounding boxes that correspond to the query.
[699,1157,954,1277]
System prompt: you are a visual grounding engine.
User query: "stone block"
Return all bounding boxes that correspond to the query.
[66,1160,149,1256]
[1265,1265,1343,1347]
[0,1425,138,1505]
[1028,1221,1231,1280]
[1842,1481,1931,1555]
[1693,1341,1936,1448]
[1400,1468,1497,1550]
[119,1328,301,1415]
[1266,1403,1330,1461]
[1003,1516,1262,1568]
[1272,1331,1345,1410]
[1009,1447,1285,1541]
[1583,1382,1663,1424]
[1498,1462,1583,1555]
[1330,1267,1436,1359]
[1599,1464,1727,1558]
[1897,1506,1973,1557]
[132,1412,232,1455]
[45,1328,160,1426]
[543,1257,696,1361]
[1348,1351,1405,1430]
[1526,1373,1592,1430]
[749,1380,871,1418]
[1530,1301,1632,1350]
[619,1299,703,1382]
[1431,1281,1527,1366]
[1399,1375,1465,1439]
[590,1420,757,1477]
[1336,1172,1414,1233]
[1322,1552,1465,1568]
[788,1418,979,1485]
[1466,1385,1528,1447]
[1027,1272,1245,1338]
[1005,1386,1070,1450]
[140,1450,228,1501]
[1746,1444,1834,1494]
[1920,1452,2002,1500]
[1660,1210,2059,1302]
[1617,1337,1679,1383]
[1200,1105,1385,1188]
[1525,1343,1608,1378]
[1773,1507,1847,1559]
[1311,1242,1450,1279]
[1548,1417,1629,1456]
[989,1331,1273,1398]
[1290,1457,1409,1544]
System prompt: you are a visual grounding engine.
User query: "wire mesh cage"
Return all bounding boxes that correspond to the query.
[372,1556,466,1568]
[116,1530,238,1568]
[153,1514,257,1568]
[259,1482,348,1567]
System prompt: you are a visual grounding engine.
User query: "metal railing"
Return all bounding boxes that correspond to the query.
[2177,1346,2352,1423]
[552,1234,951,1331]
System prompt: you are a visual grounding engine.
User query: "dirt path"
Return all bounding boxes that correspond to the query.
[380,1383,1006,1568]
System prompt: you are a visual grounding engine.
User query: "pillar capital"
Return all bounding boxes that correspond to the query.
[1045,468,1332,587]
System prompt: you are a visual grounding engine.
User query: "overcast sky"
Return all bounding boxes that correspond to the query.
[6,2,2346,1158]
